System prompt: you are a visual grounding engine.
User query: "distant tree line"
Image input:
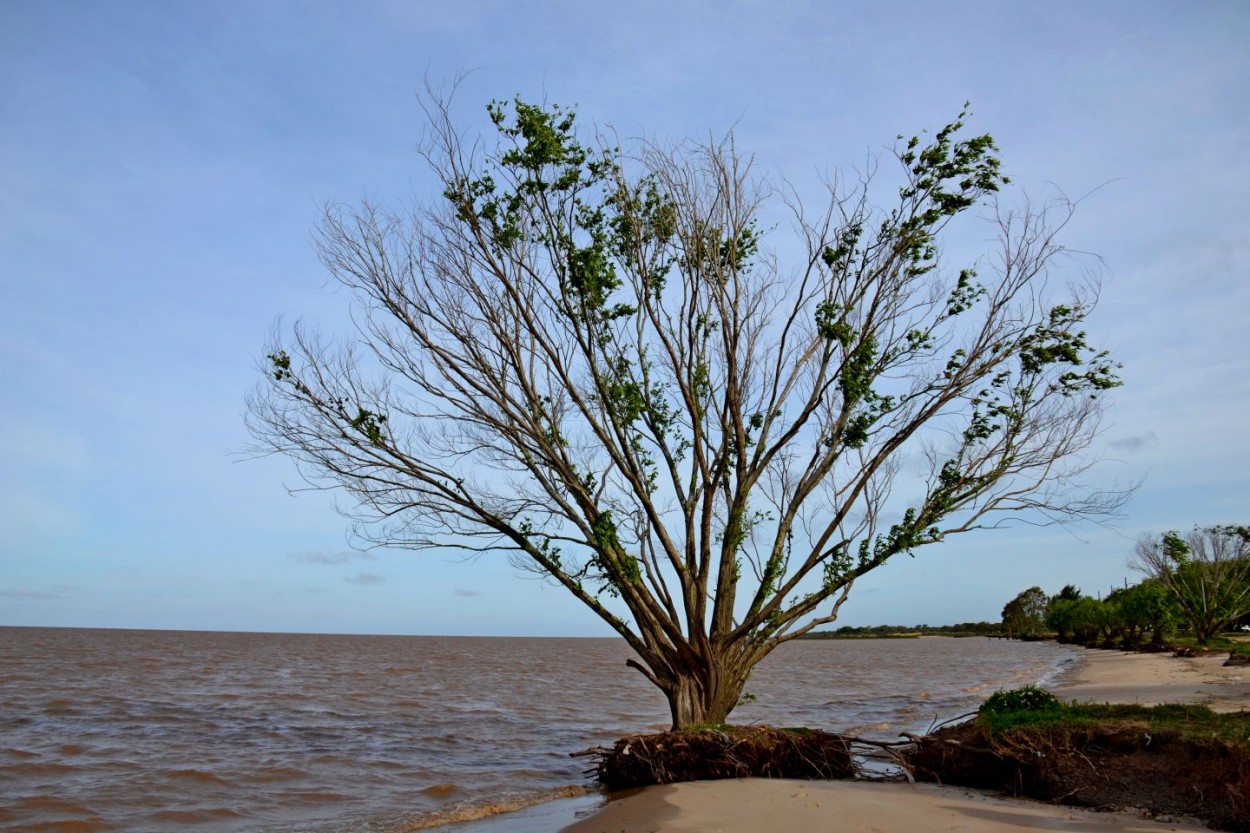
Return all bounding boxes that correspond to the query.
[1001,524,1250,648]
[803,621,1004,638]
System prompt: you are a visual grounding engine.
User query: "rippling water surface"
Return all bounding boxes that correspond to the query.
[0,627,1078,832]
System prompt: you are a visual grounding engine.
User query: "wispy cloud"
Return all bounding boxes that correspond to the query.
[292,550,377,565]
[0,585,77,600]
[1109,432,1158,452]
[454,588,480,597]
[345,572,384,585]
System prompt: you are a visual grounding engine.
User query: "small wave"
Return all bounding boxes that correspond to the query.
[150,808,244,823]
[2,747,40,759]
[2,762,77,777]
[252,766,310,783]
[43,699,78,714]
[845,721,891,734]
[165,768,228,784]
[279,790,348,803]
[388,785,591,832]
[20,820,112,833]
[13,797,97,815]
[419,783,460,797]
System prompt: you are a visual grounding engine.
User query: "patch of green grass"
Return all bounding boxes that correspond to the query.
[1168,635,1250,659]
[1223,639,1250,661]
[977,688,1250,743]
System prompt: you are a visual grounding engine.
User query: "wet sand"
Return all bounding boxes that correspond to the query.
[559,778,1211,832]
[560,645,1250,833]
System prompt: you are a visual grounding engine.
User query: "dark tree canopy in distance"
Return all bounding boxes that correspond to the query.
[249,90,1129,728]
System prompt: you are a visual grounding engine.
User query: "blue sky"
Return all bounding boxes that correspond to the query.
[2,0,1247,636]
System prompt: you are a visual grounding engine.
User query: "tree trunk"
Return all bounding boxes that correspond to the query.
[664,659,747,730]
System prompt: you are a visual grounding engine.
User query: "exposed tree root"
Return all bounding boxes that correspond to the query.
[573,726,919,790]
[906,720,1250,832]
[580,715,1249,833]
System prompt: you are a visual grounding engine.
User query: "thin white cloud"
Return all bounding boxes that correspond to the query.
[292,550,377,565]
[345,572,384,585]
[0,585,77,600]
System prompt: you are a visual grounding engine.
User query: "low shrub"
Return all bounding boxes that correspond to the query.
[980,685,1061,715]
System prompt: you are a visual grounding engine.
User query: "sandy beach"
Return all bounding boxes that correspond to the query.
[560,644,1250,833]
[1051,646,1250,712]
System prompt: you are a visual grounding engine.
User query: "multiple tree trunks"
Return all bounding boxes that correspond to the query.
[588,726,858,790]
[907,721,1250,833]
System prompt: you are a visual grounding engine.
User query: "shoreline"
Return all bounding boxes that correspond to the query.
[555,644,1250,833]
[1050,645,1250,712]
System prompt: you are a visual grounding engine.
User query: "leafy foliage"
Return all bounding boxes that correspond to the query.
[1001,586,1047,637]
[1133,525,1250,644]
[980,685,1061,718]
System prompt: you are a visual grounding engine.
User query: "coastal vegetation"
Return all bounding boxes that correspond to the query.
[587,685,1250,831]
[911,686,1250,832]
[1000,585,1049,638]
[1132,525,1250,645]
[800,622,1003,638]
[997,523,1250,658]
[249,85,1129,729]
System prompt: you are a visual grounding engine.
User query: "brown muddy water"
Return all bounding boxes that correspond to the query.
[0,627,1078,832]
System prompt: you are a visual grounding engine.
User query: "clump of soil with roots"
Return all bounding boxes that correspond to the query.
[908,716,1250,832]
[579,726,863,790]
[580,689,1250,833]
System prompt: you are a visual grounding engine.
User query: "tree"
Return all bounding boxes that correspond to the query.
[1132,525,1250,644]
[1109,579,1175,645]
[1054,584,1082,603]
[1045,597,1077,642]
[248,91,1129,729]
[1045,585,1083,642]
[1047,595,1109,645]
[1001,586,1048,637]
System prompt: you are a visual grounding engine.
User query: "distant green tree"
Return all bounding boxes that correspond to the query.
[1048,595,1111,644]
[1132,525,1250,644]
[1002,586,1048,637]
[1095,594,1123,643]
[1055,584,1082,602]
[1110,579,1175,645]
[1045,596,1077,642]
